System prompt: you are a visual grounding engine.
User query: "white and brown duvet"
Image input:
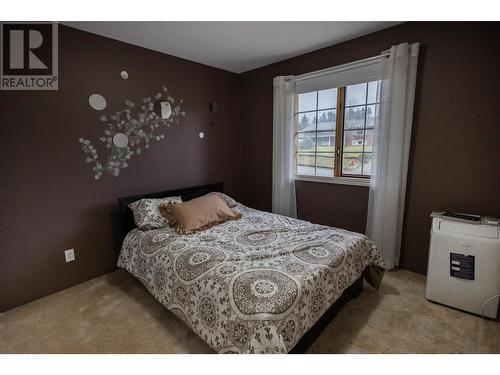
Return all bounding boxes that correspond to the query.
[117,203,385,353]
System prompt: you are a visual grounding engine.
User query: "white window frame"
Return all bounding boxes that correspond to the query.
[293,54,386,187]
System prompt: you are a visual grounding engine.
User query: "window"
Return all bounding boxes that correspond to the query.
[296,88,337,177]
[295,80,381,181]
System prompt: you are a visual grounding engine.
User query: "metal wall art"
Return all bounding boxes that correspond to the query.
[88,94,107,110]
[79,85,185,179]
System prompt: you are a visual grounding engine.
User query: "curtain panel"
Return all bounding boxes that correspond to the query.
[366,42,420,269]
[272,76,297,218]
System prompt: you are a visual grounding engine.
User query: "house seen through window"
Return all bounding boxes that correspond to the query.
[295,80,381,178]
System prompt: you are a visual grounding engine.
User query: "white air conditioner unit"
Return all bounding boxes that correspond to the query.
[426,212,500,318]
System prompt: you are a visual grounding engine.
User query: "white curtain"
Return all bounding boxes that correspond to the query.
[272,76,297,218]
[366,43,420,269]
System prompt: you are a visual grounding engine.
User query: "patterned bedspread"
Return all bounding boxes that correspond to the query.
[117,203,385,353]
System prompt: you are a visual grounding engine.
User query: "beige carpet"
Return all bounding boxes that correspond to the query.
[1,269,499,354]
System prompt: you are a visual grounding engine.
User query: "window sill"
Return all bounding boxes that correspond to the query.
[295,174,371,187]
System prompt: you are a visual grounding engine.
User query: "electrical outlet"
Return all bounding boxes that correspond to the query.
[64,249,75,262]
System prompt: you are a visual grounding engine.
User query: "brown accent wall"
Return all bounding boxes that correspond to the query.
[296,181,369,233]
[239,22,500,274]
[0,25,243,311]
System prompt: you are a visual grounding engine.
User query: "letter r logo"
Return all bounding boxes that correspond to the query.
[9,29,48,69]
[2,23,53,75]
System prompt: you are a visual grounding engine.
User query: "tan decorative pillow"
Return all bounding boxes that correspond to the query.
[160,194,241,234]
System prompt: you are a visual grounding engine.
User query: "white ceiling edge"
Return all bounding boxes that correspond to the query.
[64,21,402,73]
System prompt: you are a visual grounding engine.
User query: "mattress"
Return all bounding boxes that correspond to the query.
[117,203,384,353]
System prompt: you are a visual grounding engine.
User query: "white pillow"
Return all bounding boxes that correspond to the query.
[212,192,238,208]
[129,196,181,229]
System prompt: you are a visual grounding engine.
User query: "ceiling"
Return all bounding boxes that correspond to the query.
[64,22,401,73]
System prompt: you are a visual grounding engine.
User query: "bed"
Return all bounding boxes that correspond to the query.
[117,182,385,353]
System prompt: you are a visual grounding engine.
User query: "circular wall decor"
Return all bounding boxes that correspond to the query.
[199,131,205,139]
[160,101,172,119]
[88,94,107,111]
[120,70,129,79]
[112,133,129,148]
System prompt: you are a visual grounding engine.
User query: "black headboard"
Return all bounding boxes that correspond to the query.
[118,182,223,241]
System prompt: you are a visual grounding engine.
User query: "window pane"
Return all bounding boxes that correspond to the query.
[367,81,381,104]
[364,129,373,152]
[297,112,317,132]
[316,131,335,152]
[345,82,367,107]
[318,88,337,110]
[342,152,362,175]
[362,153,373,176]
[316,153,334,176]
[366,104,379,128]
[297,132,316,153]
[344,105,366,129]
[297,91,316,112]
[297,153,316,175]
[343,129,365,153]
[316,109,336,131]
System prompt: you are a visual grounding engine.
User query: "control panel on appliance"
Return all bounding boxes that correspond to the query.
[450,252,475,280]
